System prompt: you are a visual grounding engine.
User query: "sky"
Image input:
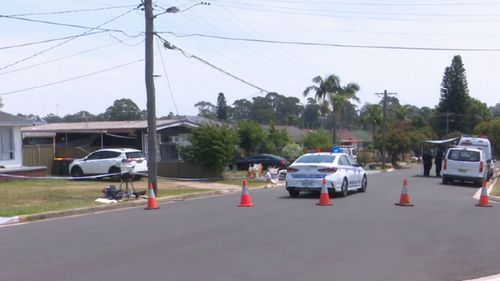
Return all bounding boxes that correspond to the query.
[1,0,499,119]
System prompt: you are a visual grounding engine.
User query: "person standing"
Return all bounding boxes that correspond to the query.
[422,150,433,177]
[435,149,443,177]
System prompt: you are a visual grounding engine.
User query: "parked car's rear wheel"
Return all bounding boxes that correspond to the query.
[70,166,83,178]
[442,177,448,184]
[339,178,348,197]
[359,175,367,192]
[288,189,300,198]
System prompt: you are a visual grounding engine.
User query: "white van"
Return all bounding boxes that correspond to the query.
[458,136,494,180]
[442,147,486,187]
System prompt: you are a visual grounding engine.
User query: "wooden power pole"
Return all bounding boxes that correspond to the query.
[144,0,158,195]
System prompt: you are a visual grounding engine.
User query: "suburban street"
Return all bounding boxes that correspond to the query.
[1,166,499,281]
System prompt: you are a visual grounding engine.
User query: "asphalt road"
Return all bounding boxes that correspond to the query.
[1,166,499,281]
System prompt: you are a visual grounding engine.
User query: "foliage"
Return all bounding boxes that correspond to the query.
[262,122,292,154]
[302,128,332,150]
[281,143,303,162]
[216,92,228,121]
[237,120,266,157]
[104,98,144,121]
[303,98,321,129]
[437,55,470,134]
[178,124,239,175]
[473,117,500,158]
[194,101,216,120]
[356,150,370,167]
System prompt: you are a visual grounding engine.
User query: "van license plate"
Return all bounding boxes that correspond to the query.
[458,168,467,173]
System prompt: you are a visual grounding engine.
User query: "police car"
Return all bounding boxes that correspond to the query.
[285,147,367,198]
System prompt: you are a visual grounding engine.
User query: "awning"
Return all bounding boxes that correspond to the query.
[422,137,460,145]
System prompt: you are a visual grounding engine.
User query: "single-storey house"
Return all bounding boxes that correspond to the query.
[0,111,47,179]
[21,116,218,178]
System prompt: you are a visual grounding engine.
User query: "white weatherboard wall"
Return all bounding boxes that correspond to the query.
[0,126,23,167]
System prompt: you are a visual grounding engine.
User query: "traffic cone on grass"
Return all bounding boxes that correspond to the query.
[144,183,159,210]
[238,179,254,207]
[317,178,333,206]
[395,179,414,207]
[476,180,492,207]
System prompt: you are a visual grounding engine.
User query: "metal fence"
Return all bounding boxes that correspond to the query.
[22,144,55,175]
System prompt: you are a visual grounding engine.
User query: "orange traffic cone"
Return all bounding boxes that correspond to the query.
[144,183,159,210]
[476,180,492,207]
[317,178,333,206]
[238,179,254,207]
[395,179,414,207]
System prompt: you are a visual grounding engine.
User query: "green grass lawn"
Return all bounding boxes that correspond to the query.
[0,178,207,217]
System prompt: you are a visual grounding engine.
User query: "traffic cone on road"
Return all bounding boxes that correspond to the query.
[144,183,159,210]
[317,178,333,206]
[238,179,254,207]
[476,180,492,207]
[395,179,414,207]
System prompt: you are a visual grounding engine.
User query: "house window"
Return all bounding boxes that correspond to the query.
[0,128,14,160]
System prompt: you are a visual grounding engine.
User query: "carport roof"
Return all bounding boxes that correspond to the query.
[20,116,213,134]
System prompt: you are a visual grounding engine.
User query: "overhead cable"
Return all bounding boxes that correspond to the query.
[0,59,144,96]
[159,31,500,52]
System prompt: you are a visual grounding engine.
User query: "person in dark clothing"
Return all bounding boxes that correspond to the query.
[435,149,443,177]
[422,150,433,177]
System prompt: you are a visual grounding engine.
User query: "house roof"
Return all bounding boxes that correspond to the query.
[20,116,214,134]
[0,111,34,126]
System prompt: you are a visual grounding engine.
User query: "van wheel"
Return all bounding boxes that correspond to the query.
[442,177,448,184]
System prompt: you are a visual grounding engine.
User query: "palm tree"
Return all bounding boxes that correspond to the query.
[304,74,360,145]
[329,82,360,131]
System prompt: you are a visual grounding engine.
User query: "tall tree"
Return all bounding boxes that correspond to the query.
[232,99,252,120]
[194,101,216,119]
[303,74,341,143]
[216,92,228,121]
[437,55,470,135]
[104,98,144,121]
[304,74,360,144]
[302,98,321,129]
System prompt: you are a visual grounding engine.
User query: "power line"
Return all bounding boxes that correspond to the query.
[0,37,143,77]
[156,34,269,93]
[0,31,105,50]
[0,8,138,71]
[0,14,142,38]
[155,37,179,115]
[6,5,137,17]
[0,59,144,96]
[214,0,500,7]
[158,31,500,52]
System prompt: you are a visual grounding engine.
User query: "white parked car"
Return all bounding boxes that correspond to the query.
[442,147,486,187]
[285,152,367,198]
[69,148,148,179]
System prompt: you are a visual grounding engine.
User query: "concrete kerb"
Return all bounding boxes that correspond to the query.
[1,189,232,226]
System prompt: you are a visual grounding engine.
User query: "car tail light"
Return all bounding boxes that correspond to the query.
[287,167,299,173]
[479,161,484,173]
[318,167,337,173]
[443,159,447,170]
